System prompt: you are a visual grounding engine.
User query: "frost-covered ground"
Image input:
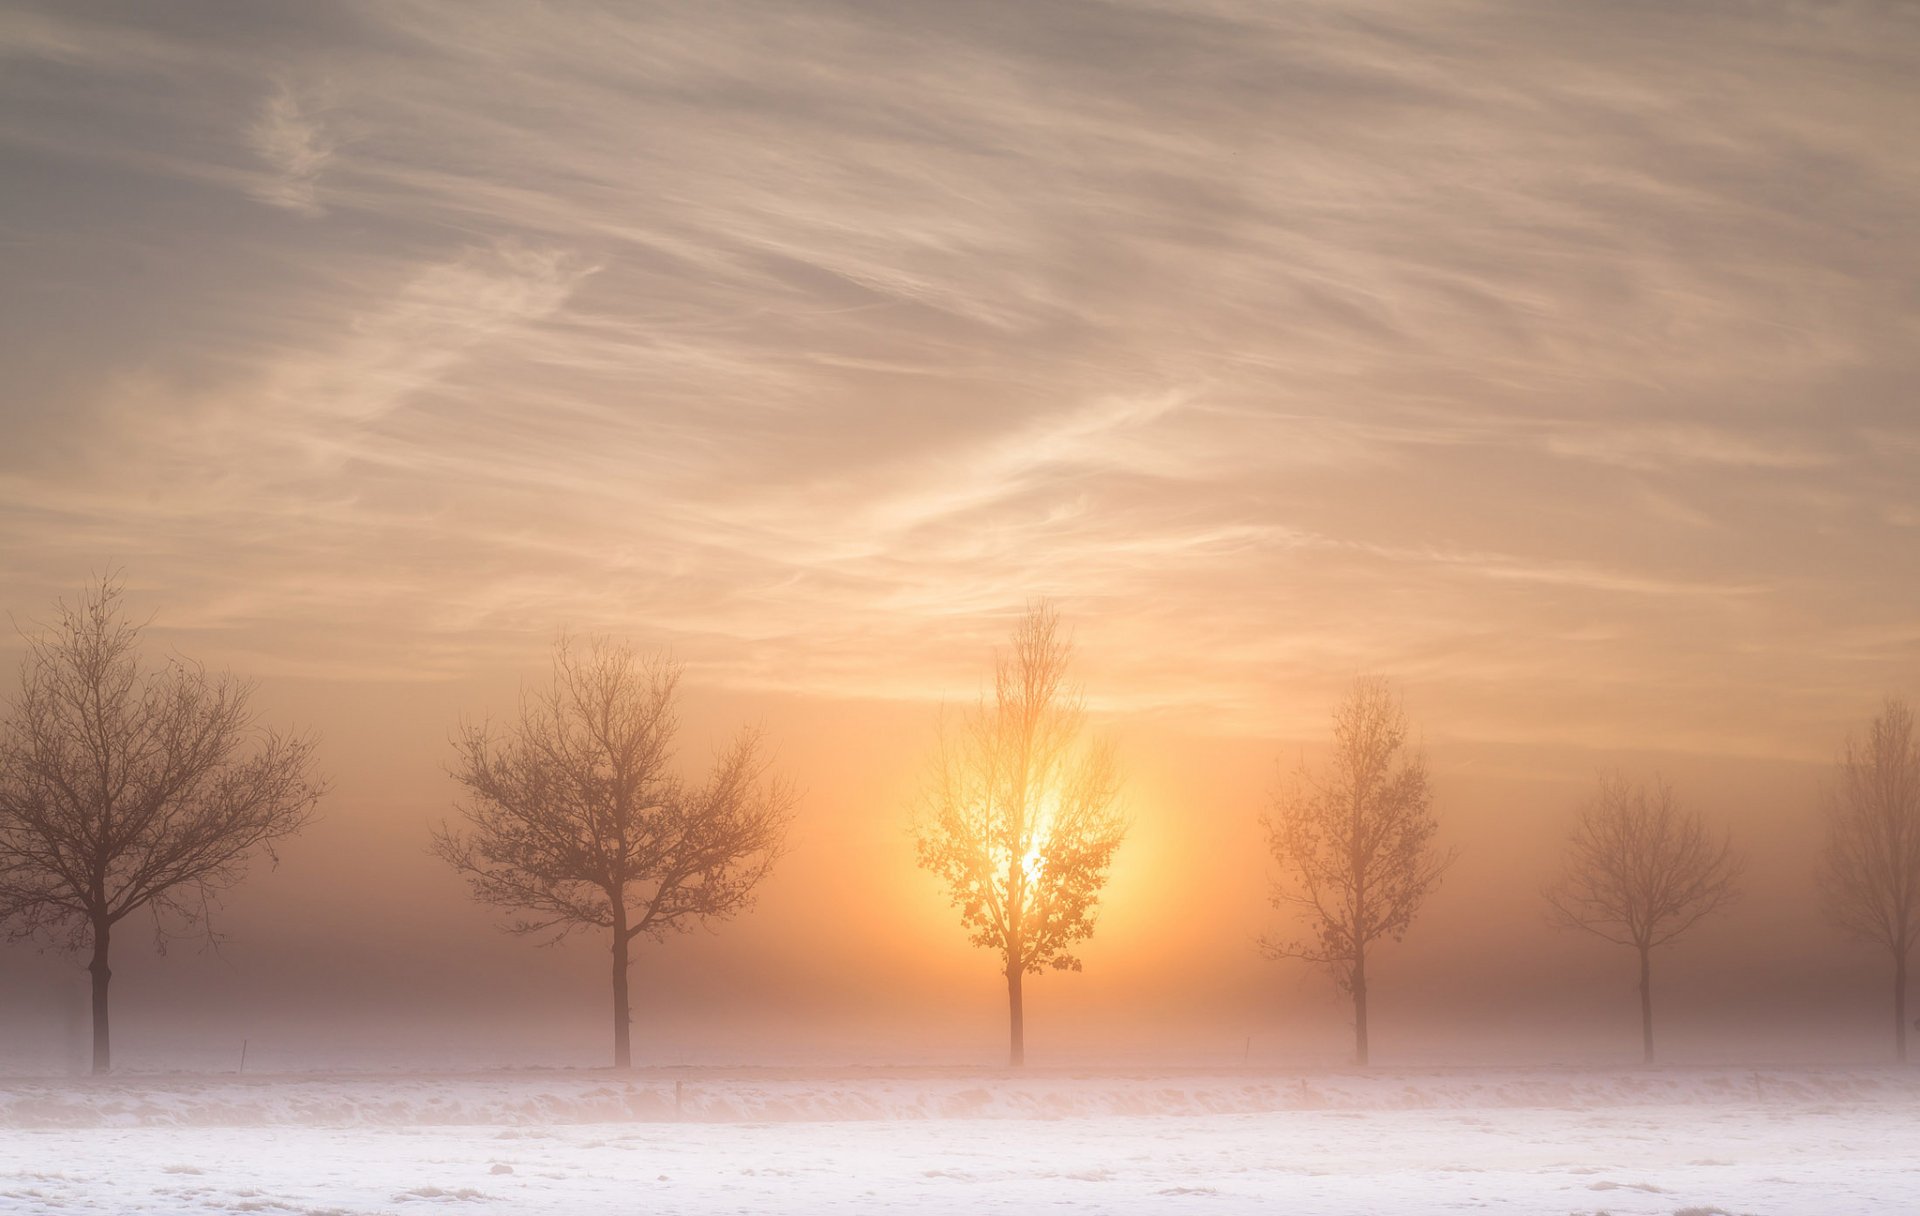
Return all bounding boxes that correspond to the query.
[1,1066,1914,1214]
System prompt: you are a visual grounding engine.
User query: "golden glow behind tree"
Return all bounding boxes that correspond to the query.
[916,603,1126,1067]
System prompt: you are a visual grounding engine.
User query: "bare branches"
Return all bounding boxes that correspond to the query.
[435,634,795,1067]
[1261,677,1452,988]
[1542,772,1740,1063]
[0,577,325,1073]
[1543,774,1742,952]
[1819,698,1920,955]
[0,578,326,949]
[432,636,796,945]
[1818,697,1920,1061]
[915,603,1128,978]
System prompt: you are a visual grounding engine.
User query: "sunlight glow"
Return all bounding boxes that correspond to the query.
[983,786,1066,905]
[1021,786,1063,887]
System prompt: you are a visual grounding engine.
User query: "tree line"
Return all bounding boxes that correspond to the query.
[0,581,1915,1075]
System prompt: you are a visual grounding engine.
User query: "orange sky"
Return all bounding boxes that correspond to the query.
[1,0,1917,1068]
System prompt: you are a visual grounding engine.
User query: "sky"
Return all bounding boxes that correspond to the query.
[1,0,1917,1072]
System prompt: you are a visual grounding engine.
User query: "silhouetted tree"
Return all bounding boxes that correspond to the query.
[434,636,794,1069]
[915,603,1126,1067]
[1544,774,1740,1064]
[1262,677,1450,1066]
[1819,697,1920,1063]
[0,579,324,1074]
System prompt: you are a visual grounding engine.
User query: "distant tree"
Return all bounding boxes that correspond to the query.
[0,578,325,1074]
[1544,774,1741,1064]
[1262,677,1451,1066]
[915,603,1126,1067]
[433,636,795,1069]
[1819,697,1920,1063]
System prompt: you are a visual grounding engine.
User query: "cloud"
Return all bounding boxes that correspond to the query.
[1539,423,1833,472]
[0,0,1916,759]
[247,81,337,214]
[274,242,591,422]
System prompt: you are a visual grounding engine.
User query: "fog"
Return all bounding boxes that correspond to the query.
[0,652,1893,1075]
[5,4,1919,1214]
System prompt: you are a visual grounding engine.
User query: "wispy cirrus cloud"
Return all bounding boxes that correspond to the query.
[1538,423,1834,472]
[247,82,337,215]
[0,0,1916,759]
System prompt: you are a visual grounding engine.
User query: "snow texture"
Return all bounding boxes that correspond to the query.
[0,1066,1912,1213]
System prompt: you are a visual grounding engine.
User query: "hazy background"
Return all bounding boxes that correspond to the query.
[1,0,1916,1072]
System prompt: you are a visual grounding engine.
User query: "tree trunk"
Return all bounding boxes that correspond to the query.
[1351,945,1369,1067]
[611,909,632,1070]
[1007,961,1025,1068]
[88,918,111,1075]
[1638,943,1654,1065]
[1895,946,1908,1065]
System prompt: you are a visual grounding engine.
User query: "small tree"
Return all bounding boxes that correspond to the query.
[1544,774,1741,1064]
[1262,677,1450,1066]
[0,579,324,1074]
[1819,697,1920,1063]
[433,636,794,1069]
[915,603,1126,1067]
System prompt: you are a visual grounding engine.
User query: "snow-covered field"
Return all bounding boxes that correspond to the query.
[2,1066,1914,1213]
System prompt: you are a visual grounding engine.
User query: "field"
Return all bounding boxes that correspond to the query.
[1,1066,1915,1214]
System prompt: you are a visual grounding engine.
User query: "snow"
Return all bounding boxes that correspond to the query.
[1,1066,1914,1213]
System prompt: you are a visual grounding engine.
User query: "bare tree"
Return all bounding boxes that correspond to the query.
[1544,774,1741,1064]
[433,636,795,1069]
[915,603,1126,1067]
[1819,697,1920,1063]
[1262,677,1451,1066]
[0,579,324,1074]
